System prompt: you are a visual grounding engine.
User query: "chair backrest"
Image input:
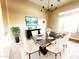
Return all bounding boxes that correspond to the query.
[32,31,38,37]
[61,33,71,44]
[63,33,70,40]
[49,31,57,38]
[55,33,71,45]
[25,40,39,53]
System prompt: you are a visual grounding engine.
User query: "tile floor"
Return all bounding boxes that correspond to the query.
[9,40,79,59]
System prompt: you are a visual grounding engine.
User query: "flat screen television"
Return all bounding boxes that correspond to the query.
[25,16,38,26]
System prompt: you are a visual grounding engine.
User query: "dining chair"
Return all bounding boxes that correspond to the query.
[60,33,71,51]
[31,30,40,43]
[22,39,40,59]
[46,43,63,59]
[21,37,40,59]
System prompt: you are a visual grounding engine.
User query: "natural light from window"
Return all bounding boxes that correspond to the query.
[58,8,79,33]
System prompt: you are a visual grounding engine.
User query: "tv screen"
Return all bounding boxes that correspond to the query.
[25,16,38,26]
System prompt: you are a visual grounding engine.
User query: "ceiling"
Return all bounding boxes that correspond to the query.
[29,0,77,9]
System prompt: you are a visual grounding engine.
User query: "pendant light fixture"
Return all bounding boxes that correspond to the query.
[40,0,59,13]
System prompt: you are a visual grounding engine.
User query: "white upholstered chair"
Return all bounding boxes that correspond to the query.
[24,40,40,59]
[46,33,71,59]
[46,43,63,59]
[60,33,71,51]
[55,33,71,51]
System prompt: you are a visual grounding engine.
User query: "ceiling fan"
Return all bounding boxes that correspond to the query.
[40,0,60,13]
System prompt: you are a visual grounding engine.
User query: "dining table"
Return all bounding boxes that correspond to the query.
[33,34,55,55]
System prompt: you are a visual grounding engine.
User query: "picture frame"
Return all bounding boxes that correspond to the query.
[25,16,38,26]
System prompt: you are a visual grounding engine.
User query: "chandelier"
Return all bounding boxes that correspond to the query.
[40,0,60,13]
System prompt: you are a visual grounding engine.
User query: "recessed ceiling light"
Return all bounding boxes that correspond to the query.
[40,0,42,1]
[51,4,53,6]
[58,0,60,2]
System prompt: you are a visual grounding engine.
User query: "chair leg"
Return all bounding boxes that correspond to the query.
[55,54,57,59]
[63,44,67,52]
[38,50,40,56]
[59,52,61,57]
[29,54,31,59]
[63,45,65,52]
[55,40,56,44]
[66,45,67,47]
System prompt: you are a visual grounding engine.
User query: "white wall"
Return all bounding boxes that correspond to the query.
[0,1,7,58]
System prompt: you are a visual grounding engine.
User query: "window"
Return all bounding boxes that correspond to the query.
[58,8,79,33]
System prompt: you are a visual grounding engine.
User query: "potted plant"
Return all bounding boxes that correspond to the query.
[11,27,20,43]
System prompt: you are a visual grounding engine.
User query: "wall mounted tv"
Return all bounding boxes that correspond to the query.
[25,16,38,26]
